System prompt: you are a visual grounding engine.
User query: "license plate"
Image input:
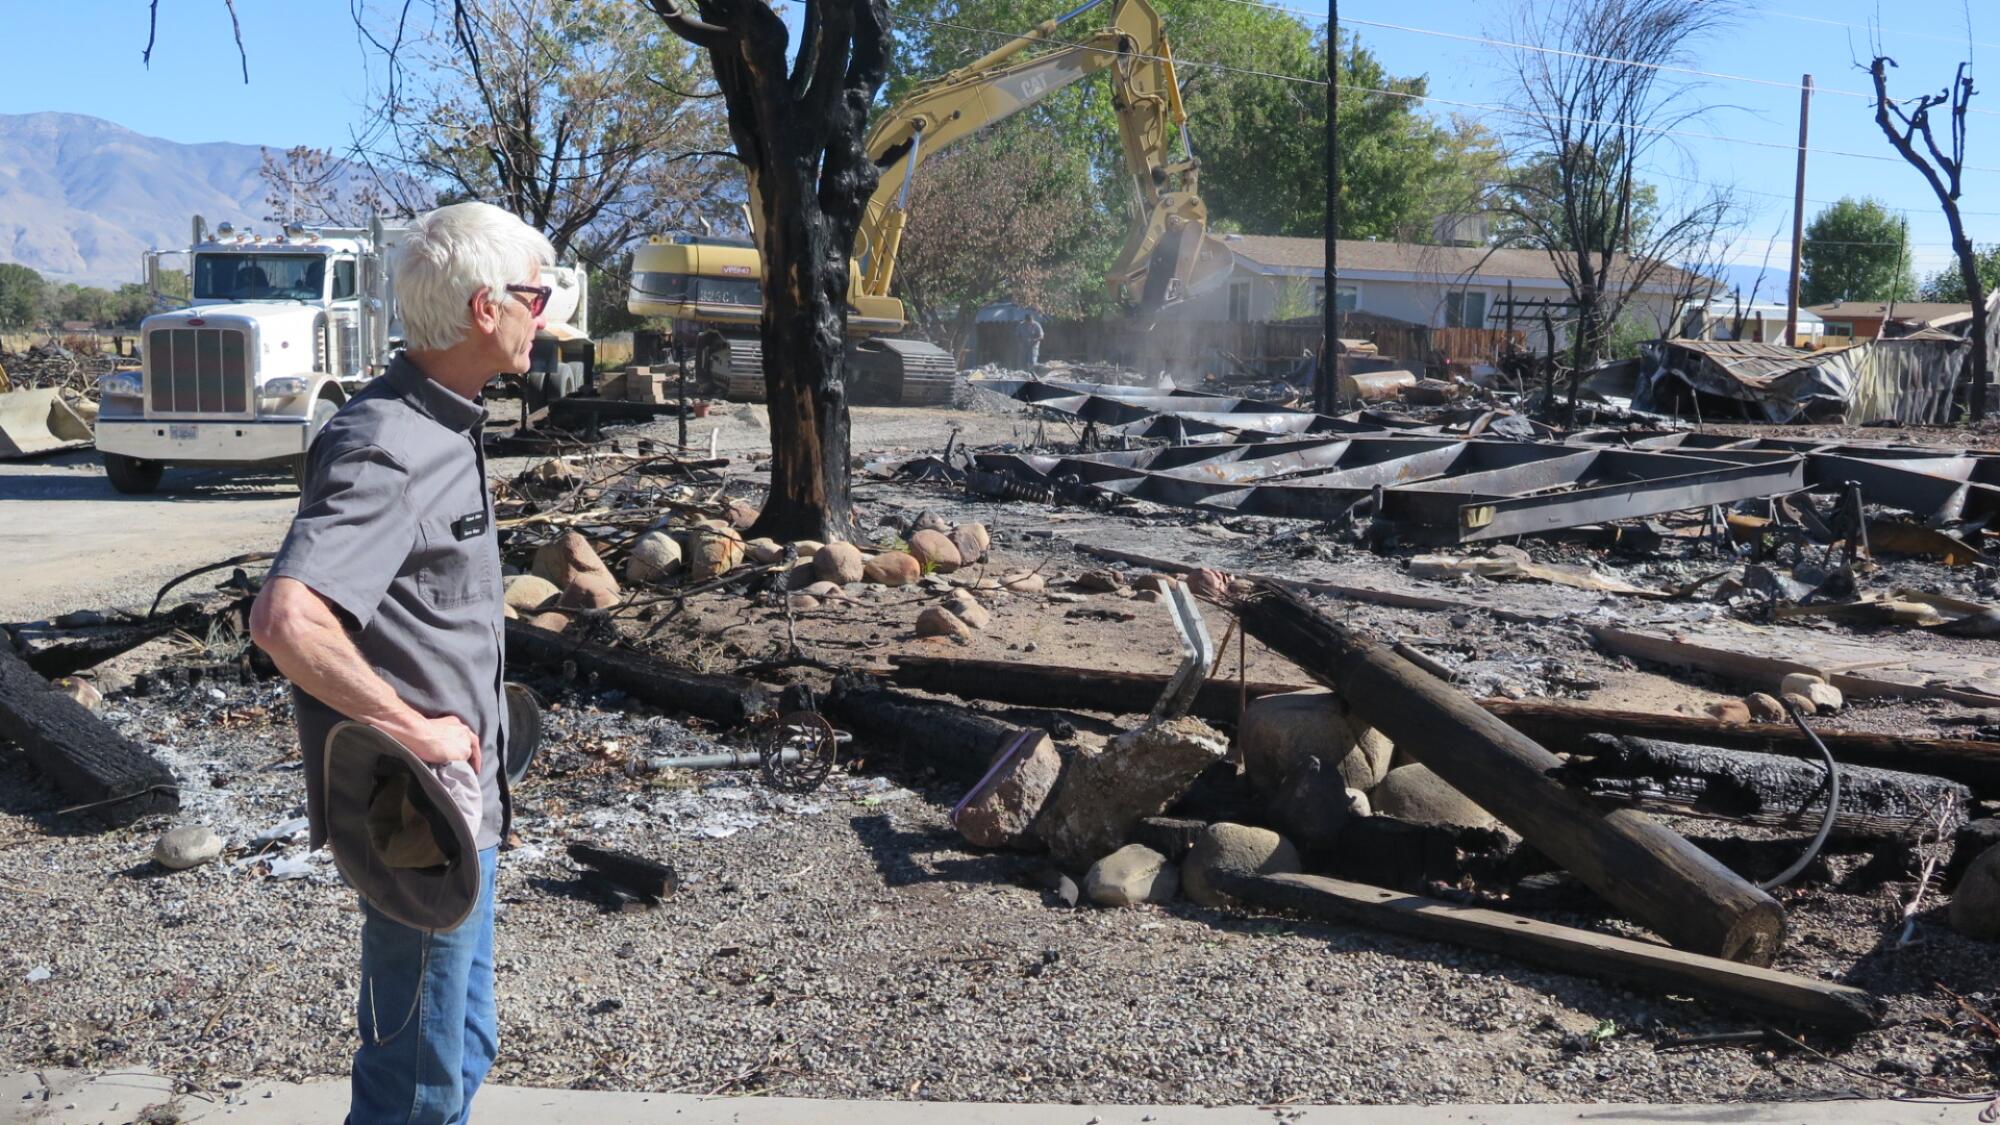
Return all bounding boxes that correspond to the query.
[168,424,198,442]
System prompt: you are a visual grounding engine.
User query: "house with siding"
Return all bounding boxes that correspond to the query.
[1173,235,1719,349]
[1804,300,1973,340]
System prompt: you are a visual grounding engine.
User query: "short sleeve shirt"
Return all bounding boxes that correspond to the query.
[269,354,509,851]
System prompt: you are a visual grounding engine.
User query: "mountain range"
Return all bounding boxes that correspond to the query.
[0,112,339,288]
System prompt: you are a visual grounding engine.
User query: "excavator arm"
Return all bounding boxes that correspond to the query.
[856,0,1230,311]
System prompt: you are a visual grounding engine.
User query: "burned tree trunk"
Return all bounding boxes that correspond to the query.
[646,0,888,541]
[0,643,178,826]
[1872,58,1989,420]
[1570,735,1969,838]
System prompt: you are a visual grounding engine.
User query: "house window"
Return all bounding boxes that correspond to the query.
[1332,284,1358,313]
[1228,282,1252,323]
[1445,291,1487,329]
[1823,321,1853,337]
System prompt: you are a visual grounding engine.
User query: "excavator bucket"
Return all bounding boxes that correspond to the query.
[0,388,93,459]
[1139,219,1236,313]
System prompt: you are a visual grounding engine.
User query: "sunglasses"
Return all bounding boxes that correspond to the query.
[502,283,552,317]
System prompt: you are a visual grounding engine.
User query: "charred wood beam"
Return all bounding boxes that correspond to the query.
[504,620,771,727]
[1568,735,1968,838]
[0,643,178,826]
[1210,870,1880,1033]
[1232,580,1787,965]
[826,679,1038,784]
[1485,699,2000,793]
[886,654,1300,724]
[5,602,211,680]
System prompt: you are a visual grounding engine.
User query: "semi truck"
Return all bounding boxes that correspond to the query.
[95,215,591,494]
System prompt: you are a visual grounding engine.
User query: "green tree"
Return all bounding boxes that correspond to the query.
[0,263,46,328]
[1493,148,1661,252]
[1800,197,1914,304]
[1919,244,2000,302]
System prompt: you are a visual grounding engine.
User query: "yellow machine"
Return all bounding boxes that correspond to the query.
[628,0,1231,403]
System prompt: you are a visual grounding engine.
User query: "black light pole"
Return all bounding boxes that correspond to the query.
[1317,3,1339,413]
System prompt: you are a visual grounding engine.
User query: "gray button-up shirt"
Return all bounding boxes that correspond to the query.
[270,354,510,851]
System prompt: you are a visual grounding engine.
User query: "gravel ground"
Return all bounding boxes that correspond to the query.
[5,659,1999,1107]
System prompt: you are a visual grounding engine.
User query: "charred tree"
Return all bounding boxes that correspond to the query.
[1870,57,1989,421]
[646,0,888,541]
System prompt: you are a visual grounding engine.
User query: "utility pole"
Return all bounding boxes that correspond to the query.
[1317,0,1338,413]
[1785,74,1813,348]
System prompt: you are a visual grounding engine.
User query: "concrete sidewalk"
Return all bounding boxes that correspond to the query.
[4,1069,1982,1124]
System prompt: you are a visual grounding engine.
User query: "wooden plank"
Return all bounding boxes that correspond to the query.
[0,643,178,826]
[1591,623,2000,709]
[1234,580,1787,965]
[504,620,771,726]
[887,654,1303,723]
[1213,870,1881,1033]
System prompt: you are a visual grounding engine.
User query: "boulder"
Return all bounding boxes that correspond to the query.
[743,537,786,565]
[815,542,866,584]
[864,551,923,587]
[1705,699,1751,724]
[1372,763,1497,831]
[624,531,683,583]
[1780,673,1844,713]
[955,733,1062,848]
[504,574,562,613]
[154,825,224,870]
[1074,569,1125,593]
[724,498,761,530]
[943,589,990,630]
[1034,715,1229,867]
[558,572,621,610]
[907,510,951,535]
[1268,755,1361,856]
[1182,823,1301,908]
[1782,691,1819,715]
[526,610,573,633]
[532,532,612,589]
[1132,574,1174,595]
[790,540,825,560]
[1745,692,1786,723]
[1949,841,2000,940]
[916,606,973,642]
[688,529,746,581]
[1237,688,1394,795]
[948,523,991,565]
[1086,844,1178,907]
[907,529,963,573]
[1001,572,1046,594]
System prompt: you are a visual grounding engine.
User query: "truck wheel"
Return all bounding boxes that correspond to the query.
[104,452,165,495]
[293,396,340,489]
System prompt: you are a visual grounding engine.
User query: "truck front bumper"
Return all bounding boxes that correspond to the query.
[95,418,310,465]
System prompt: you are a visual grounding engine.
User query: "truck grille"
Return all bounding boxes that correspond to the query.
[147,327,250,415]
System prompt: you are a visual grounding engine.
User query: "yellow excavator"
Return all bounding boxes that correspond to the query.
[627,0,1232,404]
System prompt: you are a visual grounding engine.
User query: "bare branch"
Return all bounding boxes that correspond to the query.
[221,0,249,82]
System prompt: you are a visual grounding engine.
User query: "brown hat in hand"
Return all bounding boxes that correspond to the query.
[323,721,481,932]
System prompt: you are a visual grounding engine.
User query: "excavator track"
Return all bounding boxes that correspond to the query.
[701,333,959,406]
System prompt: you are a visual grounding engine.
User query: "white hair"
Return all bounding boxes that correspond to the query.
[394,201,556,351]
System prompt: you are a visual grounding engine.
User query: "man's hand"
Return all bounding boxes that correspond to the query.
[384,713,481,773]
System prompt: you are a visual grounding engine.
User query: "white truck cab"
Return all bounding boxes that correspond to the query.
[96,214,589,494]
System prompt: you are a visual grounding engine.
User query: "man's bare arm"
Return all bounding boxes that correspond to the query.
[250,576,479,770]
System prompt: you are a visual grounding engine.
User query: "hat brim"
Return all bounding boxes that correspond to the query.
[504,682,543,786]
[324,721,481,932]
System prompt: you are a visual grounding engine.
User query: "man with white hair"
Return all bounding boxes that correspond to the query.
[250,200,552,1123]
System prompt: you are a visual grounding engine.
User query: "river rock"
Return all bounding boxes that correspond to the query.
[907,529,963,573]
[624,531,683,583]
[1706,699,1751,724]
[688,529,745,581]
[916,606,972,641]
[790,540,825,560]
[1085,844,1177,907]
[815,542,865,584]
[558,572,621,610]
[1074,569,1125,592]
[1779,673,1844,713]
[948,523,991,565]
[154,825,224,870]
[55,677,104,713]
[527,610,573,633]
[1372,763,1497,831]
[788,595,821,612]
[1237,688,1394,795]
[864,551,923,587]
[1182,823,1301,908]
[1745,692,1786,722]
[743,537,785,565]
[724,498,761,529]
[532,532,612,589]
[1950,841,2000,940]
[955,733,1061,848]
[1001,572,1046,594]
[943,590,990,630]
[504,574,562,613]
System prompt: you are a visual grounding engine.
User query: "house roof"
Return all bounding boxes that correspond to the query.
[1224,235,1714,294]
[1804,300,1971,323]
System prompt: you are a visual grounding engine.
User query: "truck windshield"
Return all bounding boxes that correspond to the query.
[192,254,326,301]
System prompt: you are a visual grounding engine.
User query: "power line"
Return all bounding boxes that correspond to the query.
[1758,7,2000,52]
[896,13,1327,87]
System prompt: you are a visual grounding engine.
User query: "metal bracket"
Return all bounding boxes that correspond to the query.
[1149,579,1216,722]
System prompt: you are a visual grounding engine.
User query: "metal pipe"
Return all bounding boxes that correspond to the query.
[647,749,800,772]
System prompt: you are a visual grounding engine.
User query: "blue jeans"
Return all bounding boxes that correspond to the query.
[349,846,499,1124]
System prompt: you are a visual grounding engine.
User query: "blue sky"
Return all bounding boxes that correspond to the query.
[8,0,1993,293]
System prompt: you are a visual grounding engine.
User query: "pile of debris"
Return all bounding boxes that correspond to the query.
[0,341,118,400]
